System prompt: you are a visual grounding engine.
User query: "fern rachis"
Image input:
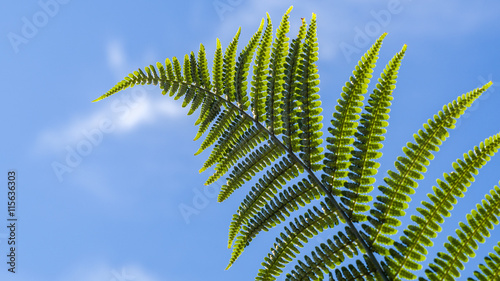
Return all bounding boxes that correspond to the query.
[93,6,499,281]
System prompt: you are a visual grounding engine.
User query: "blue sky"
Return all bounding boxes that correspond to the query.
[1,1,500,280]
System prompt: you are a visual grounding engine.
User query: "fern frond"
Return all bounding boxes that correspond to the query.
[265,6,291,135]
[172,56,183,81]
[322,33,387,194]
[257,201,344,281]
[182,53,193,83]
[327,255,380,281]
[343,44,407,223]
[212,39,224,93]
[284,229,362,281]
[174,54,193,102]
[187,52,205,115]
[366,82,493,255]
[92,8,498,281]
[187,51,198,83]
[155,61,168,89]
[251,175,330,231]
[227,162,305,248]
[468,241,500,281]
[228,177,324,269]
[181,54,196,107]
[197,44,211,89]
[250,14,273,122]
[194,44,214,126]
[219,143,285,202]
[206,125,267,185]
[170,56,189,100]
[234,18,265,110]
[200,113,250,171]
[194,99,221,140]
[165,58,180,96]
[192,39,224,140]
[223,27,241,102]
[192,38,228,141]
[424,184,500,280]
[146,64,159,86]
[387,132,500,279]
[195,108,233,155]
[281,18,307,153]
[297,13,323,172]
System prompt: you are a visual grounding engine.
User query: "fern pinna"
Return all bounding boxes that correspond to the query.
[93,7,499,281]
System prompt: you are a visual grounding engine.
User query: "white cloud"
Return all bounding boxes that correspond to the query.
[36,92,184,154]
[36,39,187,155]
[107,39,126,72]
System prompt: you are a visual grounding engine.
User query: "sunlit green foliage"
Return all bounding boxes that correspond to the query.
[94,7,498,281]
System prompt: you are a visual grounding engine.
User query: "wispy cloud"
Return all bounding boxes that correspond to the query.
[107,39,126,73]
[37,40,185,154]
[36,91,184,154]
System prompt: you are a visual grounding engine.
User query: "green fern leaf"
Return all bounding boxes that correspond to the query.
[194,100,222,141]
[227,158,302,248]
[234,18,265,110]
[281,17,307,153]
[206,125,267,185]
[323,33,387,195]
[172,56,183,81]
[219,142,285,202]
[195,108,236,156]
[192,39,225,141]
[194,43,213,126]
[93,7,497,281]
[171,55,190,101]
[297,13,323,172]
[200,113,251,171]
[250,13,273,123]
[257,200,343,281]
[285,231,365,281]
[366,82,493,255]
[228,177,322,269]
[212,38,224,93]
[387,132,500,279]
[265,6,291,135]
[424,184,500,280]
[343,44,407,223]
[180,54,196,107]
[187,52,205,115]
[223,27,241,102]
[327,255,380,281]
[468,241,500,281]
